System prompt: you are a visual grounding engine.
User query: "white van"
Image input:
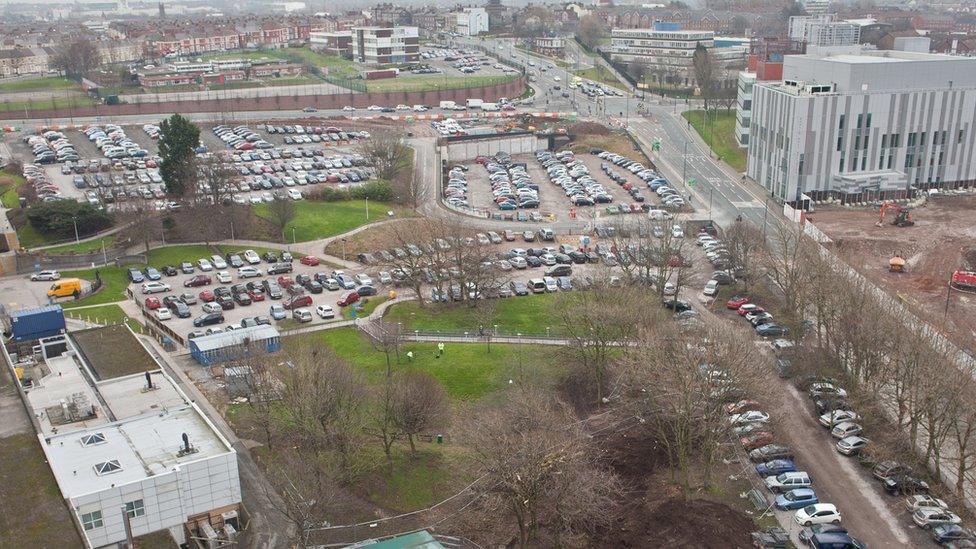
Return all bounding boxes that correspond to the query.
[528,278,547,293]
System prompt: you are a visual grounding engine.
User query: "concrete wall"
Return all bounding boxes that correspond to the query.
[0,78,526,121]
[442,134,546,161]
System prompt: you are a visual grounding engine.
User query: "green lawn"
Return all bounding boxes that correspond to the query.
[16,223,54,248]
[63,303,144,333]
[202,48,359,78]
[384,295,562,335]
[254,200,410,243]
[57,266,130,308]
[297,328,557,400]
[0,76,78,93]
[0,96,96,113]
[366,75,518,93]
[682,109,747,172]
[341,296,389,320]
[0,169,25,209]
[40,235,116,254]
[0,433,84,547]
[575,65,628,92]
[367,448,460,511]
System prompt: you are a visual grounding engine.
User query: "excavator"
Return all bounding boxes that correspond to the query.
[877,201,915,227]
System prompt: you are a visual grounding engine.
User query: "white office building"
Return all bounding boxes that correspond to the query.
[801,0,831,15]
[735,71,756,147]
[350,26,420,64]
[6,328,241,548]
[747,49,976,203]
[610,28,746,87]
[454,7,488,36]
[789,15,860,47]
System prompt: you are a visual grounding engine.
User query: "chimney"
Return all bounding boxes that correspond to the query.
[145,371,153,390]
[182,432,190,453]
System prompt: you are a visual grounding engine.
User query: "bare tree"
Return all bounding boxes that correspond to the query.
[197,153,236,208]
[234,353,285,451]
[356,130,411,182]
[692,44,717,112]
[51,37,101,79]
[364,377,401,461]
[366,318,404,377]
[265,198,297,242]
[391,371,448,453]
[462,388,620,548]
[724,221,766,291]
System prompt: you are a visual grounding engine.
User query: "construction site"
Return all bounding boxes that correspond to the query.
[808,194,976,353]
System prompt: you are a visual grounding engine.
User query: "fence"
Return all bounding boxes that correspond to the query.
[14,243,132,274]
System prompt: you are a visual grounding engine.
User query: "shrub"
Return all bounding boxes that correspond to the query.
[25,200,112,239]
[306,180,393,203]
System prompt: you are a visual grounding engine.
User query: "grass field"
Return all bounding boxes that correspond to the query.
[297,328,557,400]
[0,76,77,93]
[682,109,747,172]
[57,266,130,308]
[0,433,85,547]
[366,75,518,93]
[341,296,389,320]
[254,200,411,243]
[576,65,628,92]
[366,448,461,511]
[0,95,96,113]
[203,48,359,78]
[16,223,54,248]
[40,234,117,254]
[64,303,144,333]
[0,169,25,209]
[384,294,562,335]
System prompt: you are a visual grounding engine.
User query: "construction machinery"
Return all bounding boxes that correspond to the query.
[889,256,906,273]
[877,202,915,227]
[950,270,976,292]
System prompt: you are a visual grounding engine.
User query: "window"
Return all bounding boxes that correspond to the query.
[881,134,888,148]
[862,156,867,171]
[959,129,965,144]
[866,113,872,128]
[888,154,894,169]
[856,113,863,128]
[93,460,122,476]
[863,136,869,150]
[80,433,106,447]
[908,132,917,147]
[892,133,901,147]
[125,499,145,519]
[838,114,845,130]
[921,132,927,146]
[81,510,103,531]
[854,136,860,150]
[837,136,843,152]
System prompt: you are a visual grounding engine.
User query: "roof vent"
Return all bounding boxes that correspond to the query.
[93,460,122,475]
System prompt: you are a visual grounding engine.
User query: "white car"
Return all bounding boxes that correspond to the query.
[30,270,61,281]
[210,255,228,269]
[287,189,303,200]
[243,249,261,264]
[794,503,841,526]
[671,225,685,238]
[703,279,719,297]
[809,383,848,399]
[913,508,961,529]
[906,495,949,513]
[355,273,373,286]
[379,271,393,284]
[342,106,356,111]
[316,305,335,319]
[216,271,232,284]
[395,104,410,111]
[154,308,172,321]
[830,422,863,439]
[663,282,677,296]
[366,105,382,111]
[198,258,214,271]
[141,282,171,294]
[238,266,262,278]
[730,410,770,425]
[819,410,859,428]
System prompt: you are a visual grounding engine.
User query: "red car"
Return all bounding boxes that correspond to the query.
[725,399,761,415]
[248,288,266,302]
[337,291,360,307]
[277,275,295,287]
[726,295,750,309]
[283,294,312,310]
[145,297,161,310]
[183,275,212,288]
[737,304,765,316]
[199,289,215,302]
[741,432,775,451]
[299,256,321,267]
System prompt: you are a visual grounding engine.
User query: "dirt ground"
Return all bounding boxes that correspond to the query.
[810,195,976,350]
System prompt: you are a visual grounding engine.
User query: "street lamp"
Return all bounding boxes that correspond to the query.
[72,215,79,243]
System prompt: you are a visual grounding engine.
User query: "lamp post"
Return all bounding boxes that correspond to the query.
[72,216,80,243]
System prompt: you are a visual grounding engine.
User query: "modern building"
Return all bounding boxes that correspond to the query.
[533,36,566,58]
[800,0,831,16]
[310,31,353,57]
[734,38,806,147]
[350,26,420,65]
[2,323,241,548]
[735,72,757,147]
[747,48,976,203]
[789,15,861,47]
[452,8,489,36]
[610,26,746,88]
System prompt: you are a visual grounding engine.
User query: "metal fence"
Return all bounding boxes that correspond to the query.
[14,244,132,274]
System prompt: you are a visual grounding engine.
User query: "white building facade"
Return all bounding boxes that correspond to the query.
[735,71,756,147]
[747,50,976,203]
[350,26,420,64]
[789,15,860,47]
[455,8,488,36]
[610,28,746,87]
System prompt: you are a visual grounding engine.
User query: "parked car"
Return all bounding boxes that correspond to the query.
[180,262,195,274]
[270,304,287,320]
[873,461,911,481]
[884,474,930,496]
[141,282,171,294]
[807,533,866,548]
[931,524,975,545]
[749,444,794,463]
[765,471,811,493]
[819,410,859,428]
[810,383,848,399]
[906,495,949,513]
[30,270,61,282]
[316,305,335,319]
[775,488,818,511]
[726,399,762,415]
[238,266,262,278]
[793,503,842,527]
[284,294,313,310]
[741,432,774,451]
[183,275,211,287]
[293,308,313,323]
[913,508,962,529]
[337,292,360,307]
[830,422,863,439]
[193,312,223,327]
[300,256,321,266]
[798,524,848,545]
[127,268,145,283]
[731,410,770,425]
[836,436,870,456]
[154,308,172,321]
[756,459,796,477]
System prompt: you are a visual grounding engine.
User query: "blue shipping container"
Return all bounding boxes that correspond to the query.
[10,305,65,342]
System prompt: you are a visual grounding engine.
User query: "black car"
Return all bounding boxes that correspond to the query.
[358,285,378,296]
[268,262,293,275]
[234,292,252,306]
[216,295,235,310]
[545,265,572,277]
[883,475,929,495]
[748,444,794,463]
[526,256,543,268]
[554,253,572,264]
[262,251,279,263]
[568,251,588,264]
[302,280,323,294]
[815,397,851,415]
[262,280,283,299]
[161,265,178,276]
[213,286,232,298]
[162,295,179,308]
[193,312,223,327]
[663,298,692,312]
[170,301,191,318]
[227,254,244,268]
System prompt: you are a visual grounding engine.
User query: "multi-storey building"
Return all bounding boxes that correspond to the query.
[610,25,746,87]
[309,31,353,57]
[747,48,976,203]
[533,36,566,58]
[452,8,489,36]
[734,38,806,147]
[789,15,861,47]
[350,26,420,65]
[801,0,831,16]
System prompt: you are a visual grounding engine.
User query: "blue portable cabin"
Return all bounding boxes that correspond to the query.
[188,325,281,366]
[10,305,66,342]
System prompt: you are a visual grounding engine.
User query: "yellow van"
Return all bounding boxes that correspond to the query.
[47,278,82,298]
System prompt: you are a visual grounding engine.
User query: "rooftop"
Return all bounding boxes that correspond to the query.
[42,405,232,499]
[71,324,159,380]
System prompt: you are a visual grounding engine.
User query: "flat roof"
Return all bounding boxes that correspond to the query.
[42,405,233,499]
[96,371,186,420]
[26,353,109,435]
[71,324,159,380]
